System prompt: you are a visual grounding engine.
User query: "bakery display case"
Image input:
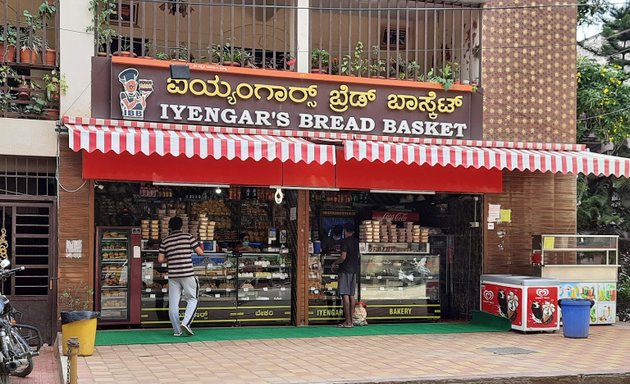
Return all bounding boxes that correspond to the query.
[96,227,142,325]
[140,243,238,326]
[308,252,343,324]
[360,242,440,322]
[237,250,292,325]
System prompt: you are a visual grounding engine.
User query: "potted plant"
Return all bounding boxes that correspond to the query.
[42,69,67,101]
[368,46,386,78]
[59,284,99,356]
[310,48,330,73]
[405,60,420,81]
[113,41,135,57]
[0,65,18,114]
[170,44,189,62]
[23,95,47,117]
[88,0,118,55]
[340,41,366,76]
[0,24,17,62]
[210,43,246,67]
[427,64,455,91]
[20,11,43,64]
[154,51,169,60]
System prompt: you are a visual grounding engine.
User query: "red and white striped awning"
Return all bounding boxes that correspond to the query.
[66,123,336,165]
[345,140,630,178]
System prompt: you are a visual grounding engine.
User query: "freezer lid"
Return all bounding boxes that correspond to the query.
[517,277,560,286]
[480,274,534,285]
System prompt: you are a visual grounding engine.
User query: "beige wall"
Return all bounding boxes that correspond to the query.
[0,119,57,157]
[59,0,93,117]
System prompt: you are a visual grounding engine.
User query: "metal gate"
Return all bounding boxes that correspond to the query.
[0,200,56,344]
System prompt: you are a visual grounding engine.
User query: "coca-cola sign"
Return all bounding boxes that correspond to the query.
[372,211,420,222]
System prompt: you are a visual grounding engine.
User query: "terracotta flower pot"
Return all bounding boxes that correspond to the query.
[222,61,241,67]
[310,68,328,74]
[20,48,38,64]
[43,108,59,120]
[0,44,16,62]
[44,48,56,65]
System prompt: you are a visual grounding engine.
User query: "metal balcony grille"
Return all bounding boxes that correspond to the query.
[96,0,481,83]
[0,156,56,197]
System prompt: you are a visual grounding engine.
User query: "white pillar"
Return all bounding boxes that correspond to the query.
[296,0,310,73]
[59,0,94,117]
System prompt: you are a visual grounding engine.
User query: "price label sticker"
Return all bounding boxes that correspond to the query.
[161,288,167,293]
[281,264,286,267]
[145,288,151,292]
[215,294,221,298]
[243,288,249,292]
[243,297,250,301]
[366,276,371,280]
[150,294,156,298]
[398,287,404,291]
[263,287,268,291]
[239,263,245,267]
[314,289,320,294]
[361,287,367,291]
[164,276,168,280]
[205,288,212,292]
[331,275,337,280]
[144,275,151,280]
[226,276,233,280]
[280,287,286,291]
[377,276,382,280]
[379,287,385,291]
[161,263,167,267]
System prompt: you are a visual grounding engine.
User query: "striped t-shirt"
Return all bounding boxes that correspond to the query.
[158,230,201,278]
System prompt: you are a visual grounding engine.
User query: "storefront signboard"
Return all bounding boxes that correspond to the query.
[101,59,482,141]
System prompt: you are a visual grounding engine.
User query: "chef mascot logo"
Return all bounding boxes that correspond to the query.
[118,68,153,120]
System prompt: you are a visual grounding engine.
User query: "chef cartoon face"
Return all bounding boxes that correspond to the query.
[123,79,138,93]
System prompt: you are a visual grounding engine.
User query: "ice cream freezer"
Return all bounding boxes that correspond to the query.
[480,274,560,332]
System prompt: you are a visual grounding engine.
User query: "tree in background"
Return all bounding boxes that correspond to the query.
[578,0,610,26]
[577,56,630,320]
[599,5,630,69]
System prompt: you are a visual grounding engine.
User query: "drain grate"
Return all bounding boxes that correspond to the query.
[482,347,536,355]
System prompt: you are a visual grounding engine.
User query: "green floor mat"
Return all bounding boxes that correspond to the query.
[95,319,509,346]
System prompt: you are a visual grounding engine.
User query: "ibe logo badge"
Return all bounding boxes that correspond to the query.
[118,68,153,120]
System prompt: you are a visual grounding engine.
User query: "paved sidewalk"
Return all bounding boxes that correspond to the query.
[75,323,630,384]
[13,346,62,384]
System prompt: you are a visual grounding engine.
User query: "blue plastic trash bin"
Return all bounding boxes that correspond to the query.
[560,299,592,338]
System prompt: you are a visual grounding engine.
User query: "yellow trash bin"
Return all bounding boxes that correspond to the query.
[61,317,98,356]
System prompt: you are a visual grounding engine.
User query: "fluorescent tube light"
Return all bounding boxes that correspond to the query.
[153,182,229,188]
[369,189,435,195]
[269,186,339,192]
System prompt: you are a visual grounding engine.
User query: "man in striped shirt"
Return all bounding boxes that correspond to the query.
[158,217,204,336]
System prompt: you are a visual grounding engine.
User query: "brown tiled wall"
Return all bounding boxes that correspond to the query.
[482,0,577,143]
[481,1,578,273]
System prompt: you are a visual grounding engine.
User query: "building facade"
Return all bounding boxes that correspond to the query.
[2,0,628,340]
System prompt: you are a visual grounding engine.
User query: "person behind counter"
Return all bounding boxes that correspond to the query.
[331,223,360,328]
[236,233,259,252]
[158,217,204,337]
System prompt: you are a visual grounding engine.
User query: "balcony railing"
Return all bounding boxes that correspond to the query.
[1,0,60,120]
[96,0,481,85]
